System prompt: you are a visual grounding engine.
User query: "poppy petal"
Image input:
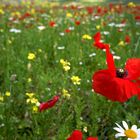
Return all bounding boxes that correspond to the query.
[92,69,138,102]
[87,137,98,140]
[67,130,83,140]
[125,58,140,81]
[39,95,59,112]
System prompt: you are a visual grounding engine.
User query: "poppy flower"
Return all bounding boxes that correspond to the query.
[49,21,56,27]
[67,130,98,140]
[19,12,31,20]
[125,35,131,44]
[39,95,59,112]
[86,7,94,15]
[92,32,140,102]
[65,29,71,33]
[135,16,140,21]
[75,20,81,26]
[87,137,98,140]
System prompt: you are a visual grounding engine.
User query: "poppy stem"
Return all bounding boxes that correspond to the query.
[105,45,116,76]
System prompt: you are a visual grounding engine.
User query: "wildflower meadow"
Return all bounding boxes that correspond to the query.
[0,0,140,139]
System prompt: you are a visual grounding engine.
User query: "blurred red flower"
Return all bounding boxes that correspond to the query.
[75,21,81,26]
[125,35,131,44]
[65,29,71,33]
[86,7,94,14]
[135,16,140,21]
[67,130,82,140]
[39,95,59,112]
[67,130,98,140]
[49,21,56,27]
[87,137,98,140]
[92,32,140,102]
[19,12,31,20]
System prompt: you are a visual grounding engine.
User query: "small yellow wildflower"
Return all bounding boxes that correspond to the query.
[118,41,125,46]
[0,96,4,102]
[32,106,38,113]
[60,59,70,72]
[82,34,92,40]
[31,9,35,15]
[71,76,81,85]
[5,91,11,96]
[128,2,136,8]
[26,92,34,98]
[0,9,4,14]
[30,98,39,104]
[62,89,71,99]
[66,12,73,18]
[27,53,36,60]
[11,12,21,17]
[96,25,101,30]
[26,97,39,105]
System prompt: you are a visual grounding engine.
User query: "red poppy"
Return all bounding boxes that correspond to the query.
[125,35,131,44]
[70,5,77,10]
[67,130,82,140]
[92,32,140,102]
[67,130,98,140]
[75,21,81,26]
[65,29,71,33]
[39,95,59,112]
[135,16,140,21]
[49,21,56,27]
[19,12,31,20]
[97,7,102,14]
[86,7,94,15]
[87,137,98,140]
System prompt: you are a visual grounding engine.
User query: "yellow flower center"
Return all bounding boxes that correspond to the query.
[124,129,137,139]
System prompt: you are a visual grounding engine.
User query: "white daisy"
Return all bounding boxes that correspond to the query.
[114,121,140,140]
[37,26,46,31]
[9,28,21,33]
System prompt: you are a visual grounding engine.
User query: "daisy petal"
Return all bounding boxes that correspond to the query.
[131,125,137,131]
[113,127,124,133]
[122,121,129,130]
[115,133,125,138]
[115,123,124,132]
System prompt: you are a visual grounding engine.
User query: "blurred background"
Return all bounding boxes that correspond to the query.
[0,0,140,4]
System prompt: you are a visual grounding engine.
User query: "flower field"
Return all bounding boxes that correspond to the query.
[0,1,140,139]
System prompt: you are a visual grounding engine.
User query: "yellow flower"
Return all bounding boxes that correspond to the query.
[11,12,21,17]
[31,9,35,15]
[96,25,101,30]
[128,2,136,8]
[5,91,11,96]
[32,106,38,113]
[30,98,39,104]
[66,12,73,18]
[118,41,125,46]
[26,97,39,105]
[82,34,92,40]
[0,9,4,14]
[26,92,34,98]
[71,76,81,85]
[60,59,70,72]
[0,96,4,102]
[62,89,71,99]
[27,53,36,60]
